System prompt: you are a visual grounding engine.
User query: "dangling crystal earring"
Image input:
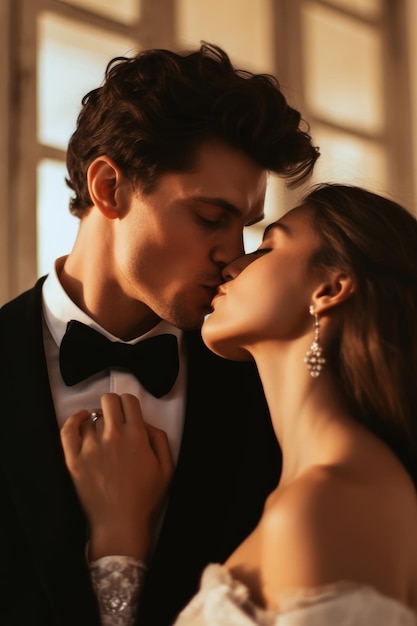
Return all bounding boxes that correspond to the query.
[304,305,326,377]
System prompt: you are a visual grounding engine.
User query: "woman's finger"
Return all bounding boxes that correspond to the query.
[145,423,174,480]
[100,393,126,433]
[120,393,148,434]
[60,409,91,466]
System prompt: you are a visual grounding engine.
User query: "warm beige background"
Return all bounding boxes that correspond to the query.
[1,0,416,304]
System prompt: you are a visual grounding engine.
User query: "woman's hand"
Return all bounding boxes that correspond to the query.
[60,393,174,562]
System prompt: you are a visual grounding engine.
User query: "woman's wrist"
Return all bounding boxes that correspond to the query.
[88,521,153,562]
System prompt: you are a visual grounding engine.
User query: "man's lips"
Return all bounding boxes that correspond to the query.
[201,284,218,296]
[198,284,219,308]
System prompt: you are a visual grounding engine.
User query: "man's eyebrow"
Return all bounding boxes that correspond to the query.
[192,195,241,215]
[190,196,264,226]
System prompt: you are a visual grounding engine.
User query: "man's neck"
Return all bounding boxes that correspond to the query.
[57,255,160,340]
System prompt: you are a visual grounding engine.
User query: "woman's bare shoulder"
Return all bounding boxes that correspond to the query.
[259,462,417,607]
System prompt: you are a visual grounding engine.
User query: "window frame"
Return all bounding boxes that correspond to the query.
[1,0,414,304]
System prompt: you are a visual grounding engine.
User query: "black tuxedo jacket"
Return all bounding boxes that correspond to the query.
[0,278,281,626]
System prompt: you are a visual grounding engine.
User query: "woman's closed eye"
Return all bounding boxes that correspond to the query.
[246,247,271,259]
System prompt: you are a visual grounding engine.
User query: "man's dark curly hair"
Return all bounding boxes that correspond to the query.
[66,42,319,217]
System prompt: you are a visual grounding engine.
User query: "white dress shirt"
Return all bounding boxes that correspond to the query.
[41,257,186,464]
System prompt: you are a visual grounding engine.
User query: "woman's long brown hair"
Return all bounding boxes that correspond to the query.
[304,183,417,485]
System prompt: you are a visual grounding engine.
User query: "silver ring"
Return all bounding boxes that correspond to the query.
[90,409,103,424]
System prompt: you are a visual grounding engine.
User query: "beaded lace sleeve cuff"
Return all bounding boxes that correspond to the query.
[89,555,147,626]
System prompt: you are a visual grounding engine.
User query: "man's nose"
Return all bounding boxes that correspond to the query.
[211,232,245,270]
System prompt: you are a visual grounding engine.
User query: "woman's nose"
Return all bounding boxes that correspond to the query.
[221,253,256,282]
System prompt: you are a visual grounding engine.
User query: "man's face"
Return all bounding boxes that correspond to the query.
[113,140,267,330]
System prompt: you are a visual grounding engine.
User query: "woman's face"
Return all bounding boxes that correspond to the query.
[202,203,323,360]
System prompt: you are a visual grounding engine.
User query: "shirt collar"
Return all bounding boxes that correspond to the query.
[42,256,182,348]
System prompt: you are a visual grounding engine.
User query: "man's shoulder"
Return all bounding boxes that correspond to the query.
[0,277,46,348]
[1,276,46,318]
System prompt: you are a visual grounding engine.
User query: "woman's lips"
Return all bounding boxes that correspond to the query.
[210,286,226,307]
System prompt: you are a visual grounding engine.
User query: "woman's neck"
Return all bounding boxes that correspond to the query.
[251,341,354,487]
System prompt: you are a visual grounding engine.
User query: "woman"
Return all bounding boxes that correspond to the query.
[61,183,417,625]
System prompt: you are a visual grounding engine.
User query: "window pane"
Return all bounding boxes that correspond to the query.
[37,11,137,150]
[302,4,384,134]
[56,0,141,25]
[37,160,79,276]
[311,125,388,194]
[177,0,274,72]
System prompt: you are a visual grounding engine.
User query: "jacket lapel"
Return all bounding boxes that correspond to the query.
[1,278,100,625]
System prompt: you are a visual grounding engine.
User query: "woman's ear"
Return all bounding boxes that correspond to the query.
[312,270,356,315]
[87,156,126,219]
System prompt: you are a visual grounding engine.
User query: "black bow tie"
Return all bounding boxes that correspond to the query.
[59,320,179,398]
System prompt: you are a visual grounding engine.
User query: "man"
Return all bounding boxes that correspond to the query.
[0,42,318,625]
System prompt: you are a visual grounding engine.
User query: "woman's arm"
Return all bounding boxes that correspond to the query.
[60,392,174,625]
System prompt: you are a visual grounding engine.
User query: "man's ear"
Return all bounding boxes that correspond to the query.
[87,156,126,219]
[312,270,356,315]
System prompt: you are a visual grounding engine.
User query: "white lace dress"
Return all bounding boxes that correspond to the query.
[175,564,417,626]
